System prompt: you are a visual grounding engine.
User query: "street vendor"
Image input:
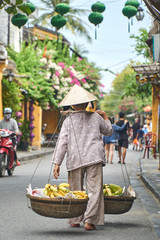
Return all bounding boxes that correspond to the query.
[52,85,112,231]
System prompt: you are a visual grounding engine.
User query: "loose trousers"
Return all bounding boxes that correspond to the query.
[68,163,104,225]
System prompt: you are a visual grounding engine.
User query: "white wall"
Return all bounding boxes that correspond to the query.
[0,9,23,52]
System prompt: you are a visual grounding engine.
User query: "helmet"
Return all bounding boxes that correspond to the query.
[4,108,12,114]
[3,108,12,120]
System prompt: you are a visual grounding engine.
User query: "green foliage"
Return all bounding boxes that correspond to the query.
[2,78,22,118]
[0,0,34,15]
[7,42,58,109]
[19,119,30,141]
[130,28,151,61]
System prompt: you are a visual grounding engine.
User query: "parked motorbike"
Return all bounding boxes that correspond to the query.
[0,129,17,177]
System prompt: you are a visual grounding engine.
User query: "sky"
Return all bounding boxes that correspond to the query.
[30,0,153,93]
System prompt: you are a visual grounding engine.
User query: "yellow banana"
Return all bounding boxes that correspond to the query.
[43,188,48,196]
[53,192,62,197]
[45,183,51,189]
[59,183,70,188]
[50,192,55,198]
[73,191,86,197]
[58,190,66,197]
[106,187,112,196]
[58,186,69,193]
[50,185,58,192]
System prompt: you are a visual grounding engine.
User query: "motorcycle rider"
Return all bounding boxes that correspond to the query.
[0,108,20,166]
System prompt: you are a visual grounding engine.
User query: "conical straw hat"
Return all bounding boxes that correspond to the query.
[59,84,98,107]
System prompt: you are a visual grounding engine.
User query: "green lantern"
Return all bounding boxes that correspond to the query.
[125,0,140,9]
[91,2,106,13]
[88,12,103,39]
[51,15,67,29]
[23,2,36,15]
[88,12,103,26]
[11,13,28,29]
[122,5,137,32]
[122,5,137,19]
[55,3,70,16]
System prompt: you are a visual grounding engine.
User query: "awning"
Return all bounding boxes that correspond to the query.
[143,105,152,112]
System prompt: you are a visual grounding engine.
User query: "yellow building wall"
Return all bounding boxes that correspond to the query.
[152,85,159,144]
[33,28,57,40]
[32,105,42,149]
[42,108,59,135]
[0,62,6,119]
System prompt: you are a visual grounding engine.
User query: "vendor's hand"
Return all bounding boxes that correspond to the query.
[53,164,60,179]
[15,132,19,136]
[96,110,108,120]
[124,120,128,124]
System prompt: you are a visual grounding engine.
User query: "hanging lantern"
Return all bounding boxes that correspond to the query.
[91,2,106,13]
[88,12,103,26]
[11,13,28,29]
[55,3,70,16]
[51,15,67,29]
[88,12,103,39]
[125,0,140,9]
[20,2,36,15]
[122,5,137,19]
[122,5,137,32]
[136,6,144,21]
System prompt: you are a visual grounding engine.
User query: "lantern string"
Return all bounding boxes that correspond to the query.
[128,21,130,33]
[95,27,97,40]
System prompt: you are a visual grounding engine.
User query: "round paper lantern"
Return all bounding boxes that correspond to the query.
[21,2,36,15]
[88,12,103,26]
[91,2,106,13]
[11,13,28,29]
[122,5,137,19]
[55,3,70,15]
[51,15,67,29]
[125,0,140,9]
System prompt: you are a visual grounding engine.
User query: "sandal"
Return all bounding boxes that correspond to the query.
[84,223,96,231]
[70,224,80,228]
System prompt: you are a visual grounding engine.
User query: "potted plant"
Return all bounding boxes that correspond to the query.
[19,119,30,151]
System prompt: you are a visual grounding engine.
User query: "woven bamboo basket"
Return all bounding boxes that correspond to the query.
[104,195,136,214]
[26,194,88,218]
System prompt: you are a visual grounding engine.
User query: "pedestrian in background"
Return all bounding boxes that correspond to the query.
[116,111,130,164]
[53,85,112,231]
[103,118,128,164]
[131,118,140,151]
[136,125,144,151]
[142,124,149,135]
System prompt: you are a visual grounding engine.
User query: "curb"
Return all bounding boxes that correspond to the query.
[139,158,160,202]
[18,150,53,162]
[141,174,160,202]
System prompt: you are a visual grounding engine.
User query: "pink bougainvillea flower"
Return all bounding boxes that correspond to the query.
[75,82,81,86]
[100,84,105,88]
[72,64,75,68]
[33,86,36,89]
[78,57,82,61]
[81,78,86,83]
[40,88,43,90]
[55,70,60,77]
[57,62,65,69]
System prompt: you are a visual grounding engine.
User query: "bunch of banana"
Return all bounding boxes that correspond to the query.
[70,191,88,199]
[43,183,70,198]
[103,184,123,196]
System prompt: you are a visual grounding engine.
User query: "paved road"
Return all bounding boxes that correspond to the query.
[0,147,159,240]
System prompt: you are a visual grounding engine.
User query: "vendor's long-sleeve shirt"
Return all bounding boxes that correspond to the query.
[52,111,112,171]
